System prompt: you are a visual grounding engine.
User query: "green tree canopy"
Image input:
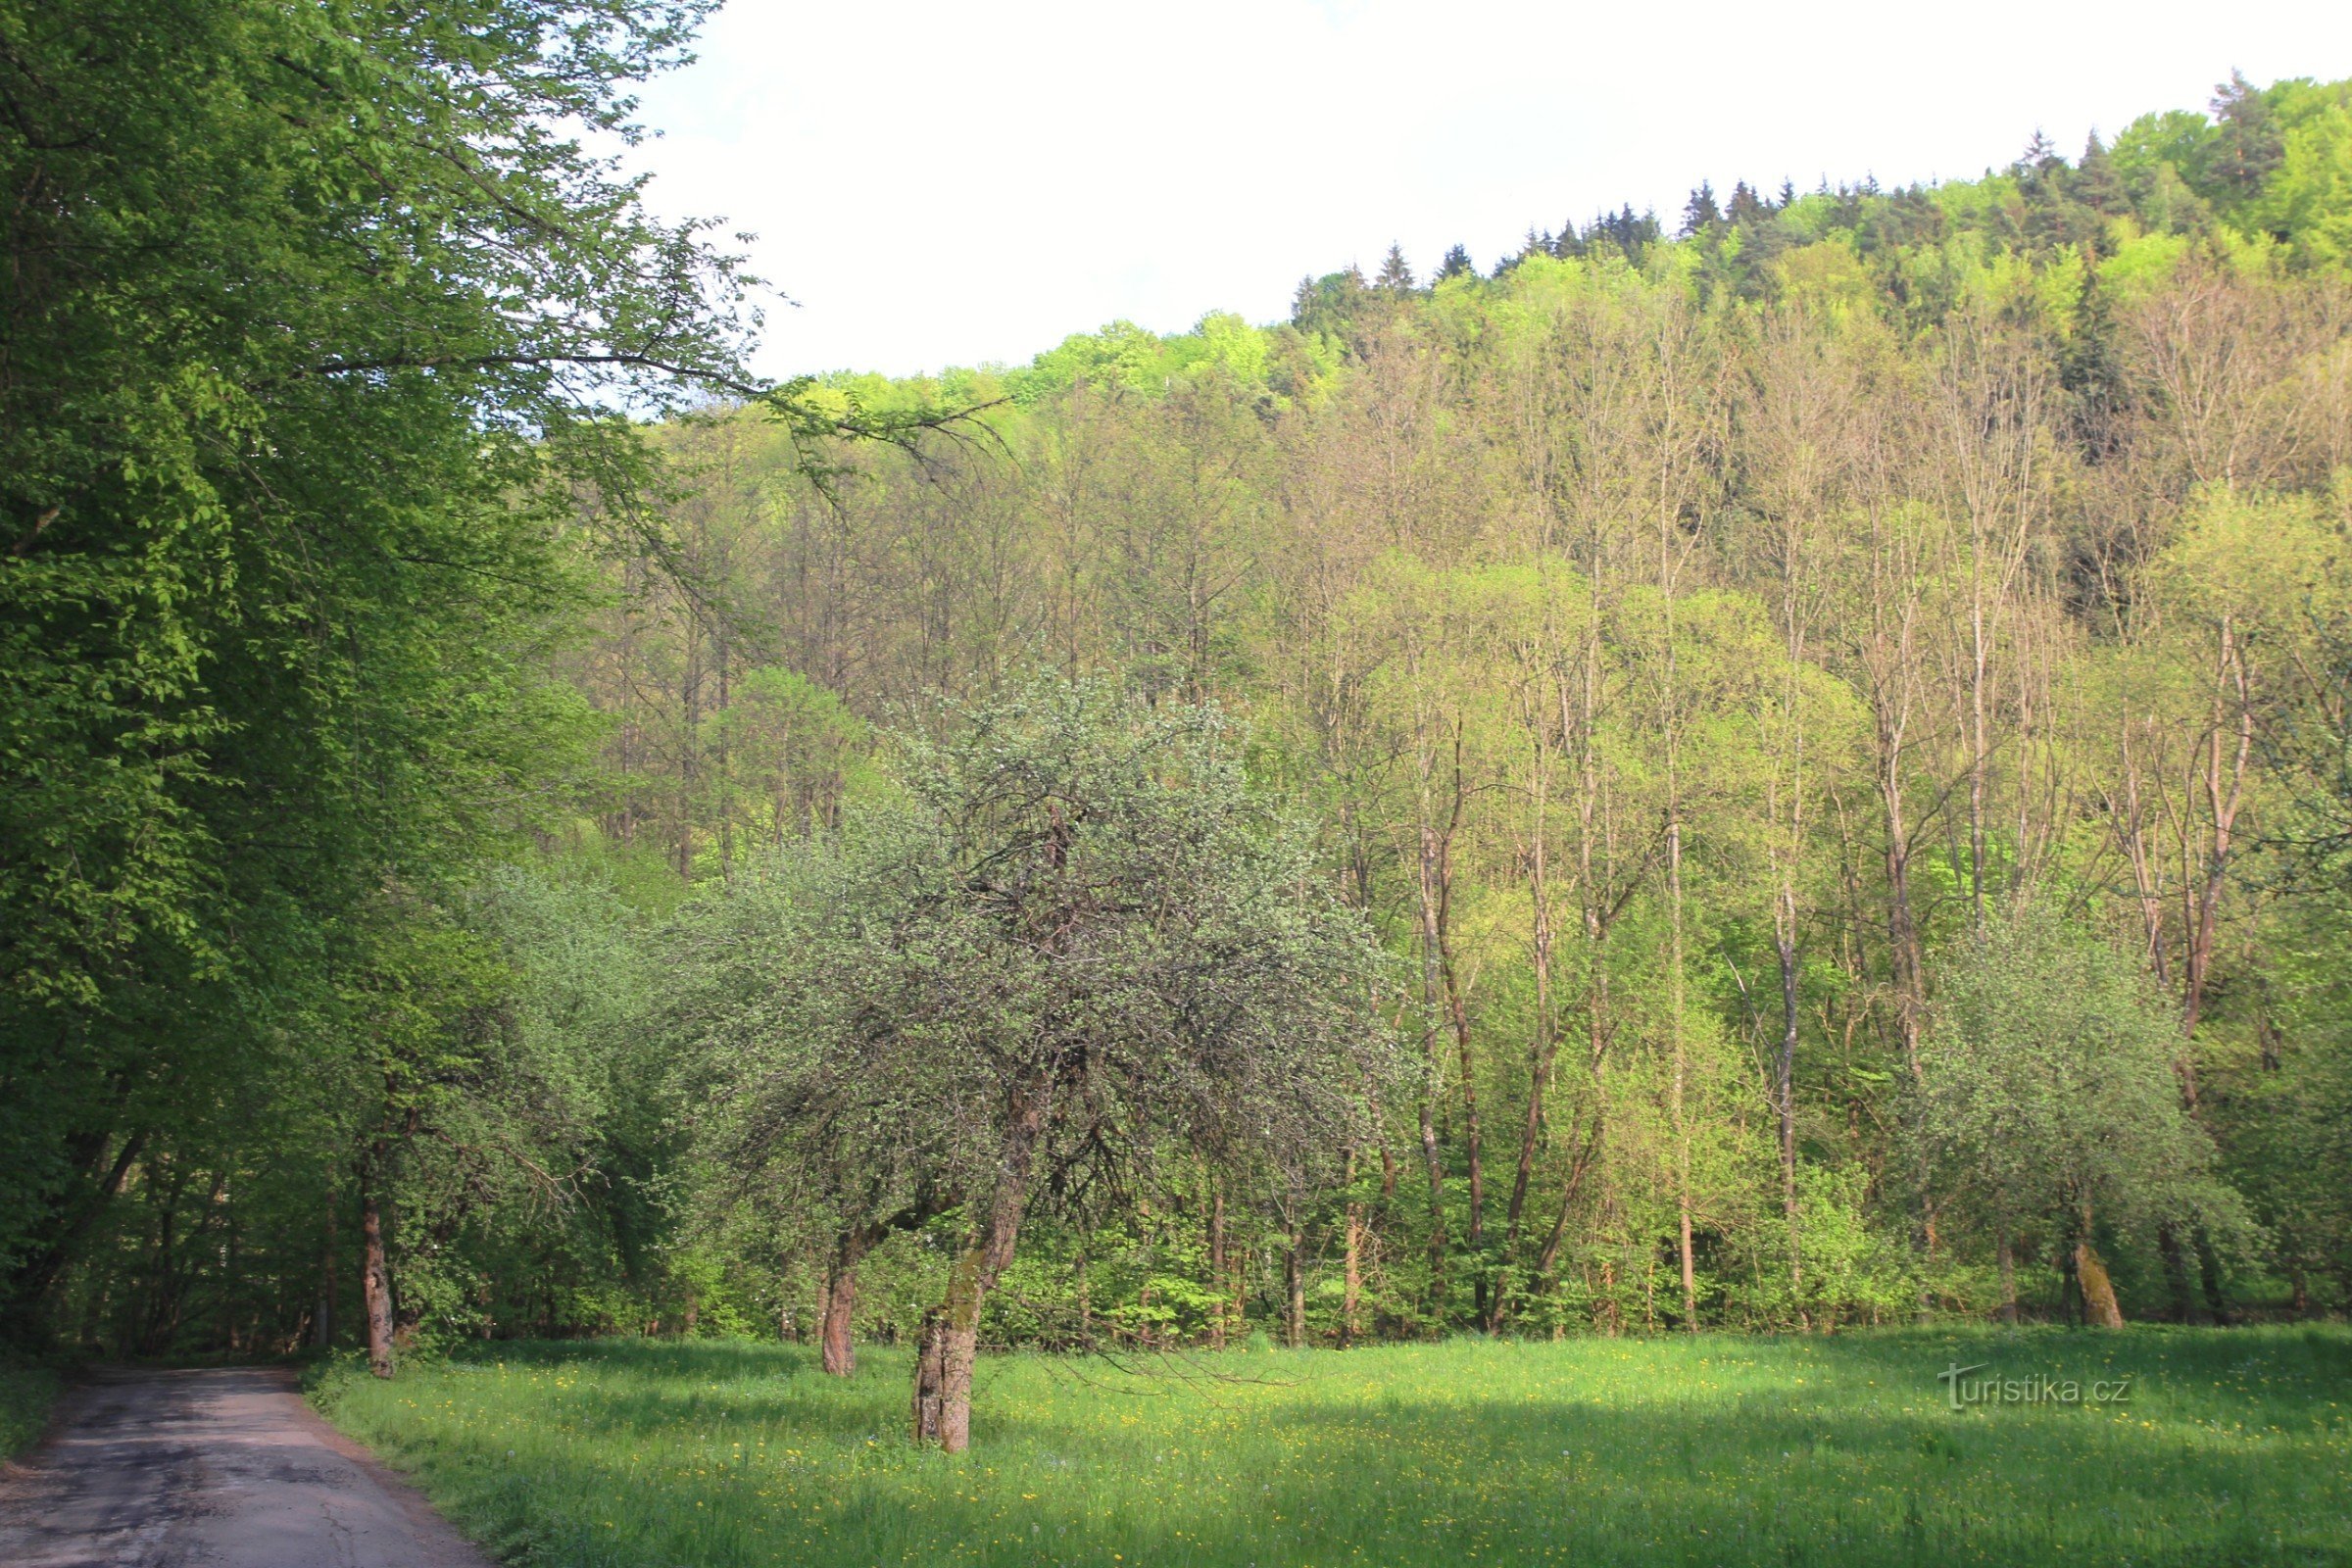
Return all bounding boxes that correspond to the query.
[1911,907,2254,1323]
[679,677,1396,1447]
[0,0,755,1323]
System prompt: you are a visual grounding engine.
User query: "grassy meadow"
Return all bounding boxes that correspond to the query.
[310,1328,2352,1567]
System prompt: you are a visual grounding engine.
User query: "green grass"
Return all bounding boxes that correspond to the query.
[0,1364,60,1461]
[313,1327,2352,1567]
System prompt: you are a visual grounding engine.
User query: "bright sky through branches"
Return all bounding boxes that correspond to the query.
[631,0,2351,378]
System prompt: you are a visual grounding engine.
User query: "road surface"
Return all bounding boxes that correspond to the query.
[0,1366,494,1567]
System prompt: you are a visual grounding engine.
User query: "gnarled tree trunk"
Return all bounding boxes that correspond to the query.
[919,1088,1044,1453]
[933,1199,1024,1452]
[820,1228,865,1376]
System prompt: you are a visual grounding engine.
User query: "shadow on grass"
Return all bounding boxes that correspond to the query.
[326,1329,2352,1568]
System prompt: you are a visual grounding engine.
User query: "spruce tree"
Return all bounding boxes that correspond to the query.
[1375,242,1416,293]
[2208,71,2282,203]
[2072,131,2129,217]
[1290,274,1319,327]
[1592,205,1659,259]
[1495,226,1549,274]
[1680,180,1722,237]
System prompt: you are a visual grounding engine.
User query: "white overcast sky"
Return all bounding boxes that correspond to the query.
[627,0,2352,379]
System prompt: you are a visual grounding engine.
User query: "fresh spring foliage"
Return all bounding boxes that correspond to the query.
[12,22,2352,1401]
[518,71,2352,1359]
[1913,910,2253,1272]
[663,678,1393,1445]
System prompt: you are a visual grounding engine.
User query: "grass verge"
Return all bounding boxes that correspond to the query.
[314,1327,2352,1567]
[0,1364,60,1462]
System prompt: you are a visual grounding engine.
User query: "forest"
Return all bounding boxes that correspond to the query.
[7,0,2352,1462]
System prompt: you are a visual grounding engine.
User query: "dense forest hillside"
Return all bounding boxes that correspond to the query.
[8,30,2352,1369]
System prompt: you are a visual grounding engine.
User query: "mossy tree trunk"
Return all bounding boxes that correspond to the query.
[921,1088,1044,1453]
[2074,1200,2125,1329]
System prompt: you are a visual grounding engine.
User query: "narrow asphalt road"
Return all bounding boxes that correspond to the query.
[0,1366,495,1568]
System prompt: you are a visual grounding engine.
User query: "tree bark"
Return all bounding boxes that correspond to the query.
[2107,720,2173,991]
[1667,809,1697,1332]
[1656,493,1698,1334]
[2180,614,2253,1056]
[820,1228,866,1376]
[1531,1113,1601,1287]
[8,1128,145,1325]
[361,1188,395,1378]
[1415,722,1477,1320]
[1284,1216,1306,1350]
[1882,771,1925,1078]
[935,1249,987,1452]
[1206,1182,1228,1350]
[2074,1202,2125,1329]
[1414,815,1449,1306]
[909,1307,947,1445]
[921,1086,1044,1452]
[2075,1240,2124,1328]
[1496,746,1556,1331]
[1343,1194,1363,1348]
[1435,731,1484,1310]
[1775,906,1804,1322]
